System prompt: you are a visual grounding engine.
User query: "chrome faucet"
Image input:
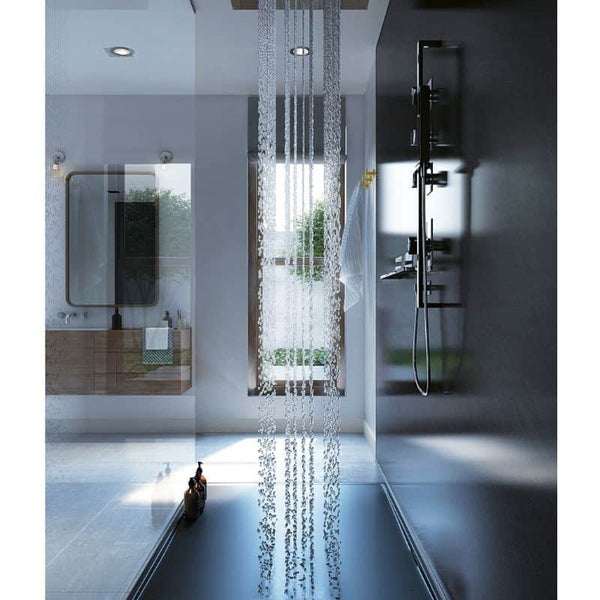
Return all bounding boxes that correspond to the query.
[57,311,78,325]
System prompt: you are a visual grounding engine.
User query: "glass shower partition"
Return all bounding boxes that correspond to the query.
[45,2,197,597]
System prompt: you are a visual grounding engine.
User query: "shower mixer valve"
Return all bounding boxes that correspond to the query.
[410,129,442,148]
[412,162,448,193]
[411,84,444,106]
[406,239,450,276]
[393,227,451,282]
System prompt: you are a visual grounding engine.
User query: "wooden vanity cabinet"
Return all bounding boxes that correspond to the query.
[46,329,192,395]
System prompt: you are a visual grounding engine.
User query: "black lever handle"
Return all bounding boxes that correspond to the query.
[412,167,419,189]
[425,170,448,187]
[408,236,450,256]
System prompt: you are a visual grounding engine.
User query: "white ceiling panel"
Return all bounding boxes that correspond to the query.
[47,0,388,95]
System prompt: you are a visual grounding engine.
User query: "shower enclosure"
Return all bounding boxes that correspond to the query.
[45,2,197,597]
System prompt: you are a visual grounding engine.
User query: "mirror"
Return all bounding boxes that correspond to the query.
[66,169,158,306]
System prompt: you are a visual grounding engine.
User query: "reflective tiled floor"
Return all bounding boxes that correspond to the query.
[378,434,556,600]
[141,483,431,600]
[46,433,381,599]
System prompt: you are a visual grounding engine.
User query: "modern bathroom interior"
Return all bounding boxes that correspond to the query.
[43,1,557,599]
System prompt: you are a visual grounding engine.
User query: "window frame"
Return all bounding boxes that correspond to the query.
[248,160,346,396]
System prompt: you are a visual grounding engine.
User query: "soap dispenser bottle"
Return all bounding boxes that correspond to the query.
[184,477,200,520]
[194,474,206,512]
[162,311,172,328]
[195,461,207,502]
[112,307,122,330]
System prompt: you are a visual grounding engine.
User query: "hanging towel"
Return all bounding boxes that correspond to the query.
[143,328,174,365]
[145,327,170,350]
[339,181,364,311]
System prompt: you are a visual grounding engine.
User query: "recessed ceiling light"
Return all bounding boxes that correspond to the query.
[107,46,134,57]
[290,46,310,57]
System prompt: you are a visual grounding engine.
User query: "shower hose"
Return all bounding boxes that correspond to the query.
[412,304,431,396]
[412,164,431,397]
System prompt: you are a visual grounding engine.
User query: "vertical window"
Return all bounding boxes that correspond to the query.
[248,161,345,395]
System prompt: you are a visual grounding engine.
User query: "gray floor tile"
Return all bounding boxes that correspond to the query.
[46,432,377,596]
[46,538,154,594]
[140,484,431,600]
[79,505,176,545]
[46,593,124,600]
[46,483,125,517]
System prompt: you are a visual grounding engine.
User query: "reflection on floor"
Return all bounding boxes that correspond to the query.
[379,434,557,600]
[46,433,196,600]
[141,484,432,600]
[46,434,381,599]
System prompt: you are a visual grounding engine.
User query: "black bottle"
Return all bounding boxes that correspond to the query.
[111,306,122,330]
[184,477,200,520]
[195,461,207,502]
[193,474,206,512]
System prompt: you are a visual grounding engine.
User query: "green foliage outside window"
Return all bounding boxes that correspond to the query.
[268,347,328,367]
[126,187,191,258]
[292,199,324,281]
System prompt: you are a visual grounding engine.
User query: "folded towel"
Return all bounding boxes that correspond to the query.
[143,328,174,365]
[145,327,169,350]
[339,181,364,311]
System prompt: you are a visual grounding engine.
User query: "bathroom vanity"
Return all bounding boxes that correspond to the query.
[46,328,192,395]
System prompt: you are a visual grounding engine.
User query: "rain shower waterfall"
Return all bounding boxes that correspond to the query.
[257,0,342,597]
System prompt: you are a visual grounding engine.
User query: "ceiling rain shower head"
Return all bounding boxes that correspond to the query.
[230,0,369,9]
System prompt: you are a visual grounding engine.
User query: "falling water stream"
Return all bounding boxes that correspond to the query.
[257,0,342,598]
[257,0,278,594]
[322,1,343,595]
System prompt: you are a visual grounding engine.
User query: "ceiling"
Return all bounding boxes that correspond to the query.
[47,0,389,95]
[47,0,196,95]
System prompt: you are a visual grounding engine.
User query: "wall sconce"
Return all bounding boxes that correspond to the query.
[159,150,173,171]
[52,151,65,171]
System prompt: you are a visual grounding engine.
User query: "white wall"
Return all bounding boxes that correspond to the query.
[194,95,366,433]
[343,95,367,433]
[193,95,249,432]
[363,66,377,450]
[46,395,196,435]
[46,95,196,331]
[46,95,197,434]
[47,94,368,434]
